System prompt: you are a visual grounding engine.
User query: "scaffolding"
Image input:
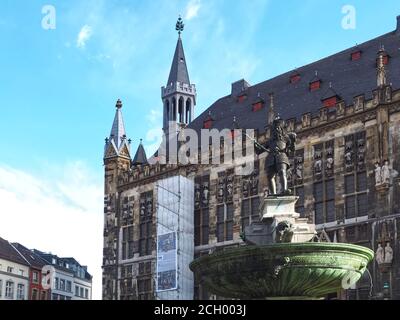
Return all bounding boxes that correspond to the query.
[155,175,194,300]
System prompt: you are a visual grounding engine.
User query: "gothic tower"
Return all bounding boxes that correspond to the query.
[161,17,196,135]
[102,99,131,300]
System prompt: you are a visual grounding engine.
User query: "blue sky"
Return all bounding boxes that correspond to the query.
[0,0,400,299]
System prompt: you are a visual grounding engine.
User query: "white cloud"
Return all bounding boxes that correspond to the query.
[0,161,103,300]
[146,109,162,124]
[77,25,93,49]
[185,0,201,21]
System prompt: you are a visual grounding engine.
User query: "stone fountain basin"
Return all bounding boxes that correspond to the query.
[190,243,374,299]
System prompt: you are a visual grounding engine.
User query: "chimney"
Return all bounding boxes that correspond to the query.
[231,79,251,96]
[397,15,400,34]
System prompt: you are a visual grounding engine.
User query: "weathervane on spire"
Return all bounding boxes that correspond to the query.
[176,16,184,36]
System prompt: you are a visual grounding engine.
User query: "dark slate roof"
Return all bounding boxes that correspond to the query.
[167,37,190,85]
[188,23,400,134]
[321,85,340,100]
[0,237,29,266]
[132,141,148,165]
[12,243,47,269]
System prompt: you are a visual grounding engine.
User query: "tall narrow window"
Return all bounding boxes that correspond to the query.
[17,284,25,300]
[194,175,210,246]
[139,191,153,256]
[344,132,368,219]
[312,141,335,224]
[5,281,14,299]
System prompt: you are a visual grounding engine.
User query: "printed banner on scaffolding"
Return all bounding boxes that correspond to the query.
[156,231,177,292]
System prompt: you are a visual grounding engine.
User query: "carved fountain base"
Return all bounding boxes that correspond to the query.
[190,195,374,300]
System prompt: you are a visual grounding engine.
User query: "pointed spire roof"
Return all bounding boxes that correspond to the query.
[167,36,190,86]
[132,139,148,165]
[109,99,127,150]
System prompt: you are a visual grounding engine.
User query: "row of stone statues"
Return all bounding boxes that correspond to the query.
[375,242,393,264]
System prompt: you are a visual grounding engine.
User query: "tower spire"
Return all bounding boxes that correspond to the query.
[161,17,196,133]
[132,139,148,166]
[109,99,126,149]
[104,99,130,159]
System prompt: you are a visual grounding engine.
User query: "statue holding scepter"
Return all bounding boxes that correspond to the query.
[254,116,297,196]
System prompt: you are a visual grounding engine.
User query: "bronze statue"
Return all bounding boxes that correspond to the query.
[255,116,297,196]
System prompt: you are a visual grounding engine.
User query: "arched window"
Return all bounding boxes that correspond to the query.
[186,99,191,123]
[178,97,184,123]
[165,100,170,121]
[172,97,177,121]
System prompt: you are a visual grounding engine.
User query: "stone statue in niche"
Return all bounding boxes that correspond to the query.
[344,141,354,171]
[384,243,393,264]
[226,177,233,201]
[375,162,383,185]
[217,178,225,203]
[314,151,323,178]
[287,162,293,185]
[202,183,209,206]
[357,139,365,168]
[376,243,384,264]
[381,160,390,184]
[242,178,249,198]
[146,199,153,216]
[295,157,303,181]
[195,184,201,209]
[325,147,334,176]
[250,172,259,195]
[140,200,146,217]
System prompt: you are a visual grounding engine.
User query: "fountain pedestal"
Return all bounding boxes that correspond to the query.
[244,195,316,245]
[189,195,374,300]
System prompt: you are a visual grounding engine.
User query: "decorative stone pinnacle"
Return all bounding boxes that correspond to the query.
[116,99,123,109]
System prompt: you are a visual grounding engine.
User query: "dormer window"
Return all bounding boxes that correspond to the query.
[322,96,337,108]
[310,80,321,91]
[290,73,301,84]
[351,50,362,61]
[238,94,247,103]
[309,71,321,92]
[321,83,340,108]
[252,101,264,112]
[203,113,214,129]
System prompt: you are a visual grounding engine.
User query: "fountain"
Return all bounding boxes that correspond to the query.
[189,117,374,300]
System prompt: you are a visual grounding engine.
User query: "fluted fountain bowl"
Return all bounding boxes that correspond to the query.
[189,243,374,299]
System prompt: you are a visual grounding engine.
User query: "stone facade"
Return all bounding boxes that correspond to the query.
[102,19,400,300]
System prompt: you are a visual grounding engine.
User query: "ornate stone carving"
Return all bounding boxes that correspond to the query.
[250,171,259,196]
[242,177,249,198]
[295,155,303,184]
[226,176,234,202]
[375,162,383,185]
[384,243,393,264]
[356,138,365,170]
[325,147,334,177]
[313,150,323,179]
[382,160,390,184]
[375,160,390,188]
[202,182,209,207]
[344,140,354,172]
[385,86,392,102]
[195,183,201,209]
[376,243,384,264]
[336,101,345,117]
[217,177,225,203]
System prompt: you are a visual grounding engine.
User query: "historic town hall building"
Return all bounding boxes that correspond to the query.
[102,16,400,300]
